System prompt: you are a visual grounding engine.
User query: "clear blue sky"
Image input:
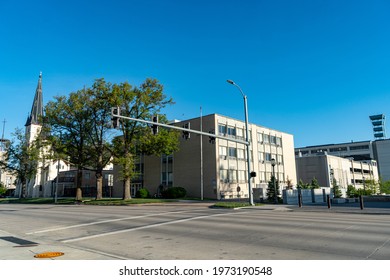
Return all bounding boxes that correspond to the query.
[1,0,390,148]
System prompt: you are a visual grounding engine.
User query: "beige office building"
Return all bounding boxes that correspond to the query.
[142,114,297,200]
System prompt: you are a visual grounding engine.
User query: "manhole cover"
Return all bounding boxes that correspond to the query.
[34,252,64,258]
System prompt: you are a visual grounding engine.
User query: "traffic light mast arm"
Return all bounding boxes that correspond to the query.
[111,111,250,146]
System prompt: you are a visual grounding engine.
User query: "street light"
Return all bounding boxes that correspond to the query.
[227,79,254,206]
[271,158,277,204]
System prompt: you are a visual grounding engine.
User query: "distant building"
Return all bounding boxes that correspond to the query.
[295,139,390,181]
[0,140,16,195]
[296,152,379,196]
[112,114,297,200]
[370,114,386,140]
[55,168,114,198]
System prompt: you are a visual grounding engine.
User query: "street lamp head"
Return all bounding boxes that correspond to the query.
[226,79,235,85]
[271,158,276,166]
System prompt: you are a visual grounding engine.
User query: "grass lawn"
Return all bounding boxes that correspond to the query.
[0,197,263,208]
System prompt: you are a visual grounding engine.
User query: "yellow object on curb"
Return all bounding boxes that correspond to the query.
[34,252,64,258]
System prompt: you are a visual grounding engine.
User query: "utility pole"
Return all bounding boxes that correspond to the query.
[1,119,6,151]
[200,106,204,200]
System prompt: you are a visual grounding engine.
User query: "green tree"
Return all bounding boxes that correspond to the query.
[85,79,115,200]
[379,178,390,194]
[44,91,94,201]
[364,179,379,195]
[266,175,280,202]
[297,179,310,189]
[332,178,342,198]
[0,128,40,198]
[347,184,357,197]
[0,182,6,196]
[310,177,321,189]
[109,78,179,200]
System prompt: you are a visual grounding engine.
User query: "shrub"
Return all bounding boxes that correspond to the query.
[136,188,150,198]
[161,187,186,199]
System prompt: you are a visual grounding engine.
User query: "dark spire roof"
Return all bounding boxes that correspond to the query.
[25,72,44,126]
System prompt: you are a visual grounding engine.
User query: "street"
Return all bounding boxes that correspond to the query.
[1,202,390,260]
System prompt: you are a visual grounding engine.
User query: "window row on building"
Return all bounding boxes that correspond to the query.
[217,123,283,147]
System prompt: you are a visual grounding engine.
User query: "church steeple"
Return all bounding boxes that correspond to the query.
[25,72,43,127]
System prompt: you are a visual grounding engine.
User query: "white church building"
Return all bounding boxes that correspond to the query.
[14,73,70,198]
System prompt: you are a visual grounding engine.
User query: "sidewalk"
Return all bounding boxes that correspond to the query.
[0,230,124,260]
[255,202,390,215]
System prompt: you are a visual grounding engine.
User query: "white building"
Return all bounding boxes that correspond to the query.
[296,139,390,181]
[296,152,379,196]
[15,73,70,198]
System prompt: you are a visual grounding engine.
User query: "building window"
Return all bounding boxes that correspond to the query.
[238,170,246,182]
[257,132,263,143]
[228,147,237,158]
[263,134,270,143]
[350,145,369,150]
[220,169,228,182]
[162,154,173,187]
[258,151,264,162]
[276,137,282,146]
[218,124,226,136]
[329,147,348,152]
[265,153,272,162]
[237,149,245,160]
[228,169,237,183]
[219,146,227,158]
[236,128,244,140]
[277,154,283,165]
[227,126,236,137]
[84,172,90,179]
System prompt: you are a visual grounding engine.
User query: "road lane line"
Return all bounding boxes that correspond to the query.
[366,236,390,259]
[62,212,234,243]
[26,210,193,235]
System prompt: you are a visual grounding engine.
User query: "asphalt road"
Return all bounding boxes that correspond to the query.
[1,202,390,260]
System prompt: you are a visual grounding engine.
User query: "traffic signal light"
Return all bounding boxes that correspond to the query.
[209,130,216,144]
[152,115,159,135]
[111,107,120,129]
[182,122,190,140]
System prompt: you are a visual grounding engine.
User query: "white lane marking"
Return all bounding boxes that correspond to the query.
[366,236,390,259]
[62,212,233,243]
[26,210,193,235]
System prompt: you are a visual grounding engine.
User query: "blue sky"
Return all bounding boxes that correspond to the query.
[1,0,390,147]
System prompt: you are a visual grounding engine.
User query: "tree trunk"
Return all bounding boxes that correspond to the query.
[123,177,131,200]
[96,154,103,200]
[96,172,103,200]
[76,168,83,201]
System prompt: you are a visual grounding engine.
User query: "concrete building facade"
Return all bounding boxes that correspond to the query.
[139,114,297,200]
[296,139,390,181]
[296,153,379,196]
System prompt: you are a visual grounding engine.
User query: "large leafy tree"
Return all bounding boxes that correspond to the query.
[85,79,115,200]
[109,78,179,200]
[44,77,179,201]
[0,128,40,198]
[44,91,94,201]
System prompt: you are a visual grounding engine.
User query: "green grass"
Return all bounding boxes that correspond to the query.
[0,197,262,208]
[83,198,176,205]
[0,197,76,204]
[213,201,263,208]
[0,197,177,205]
